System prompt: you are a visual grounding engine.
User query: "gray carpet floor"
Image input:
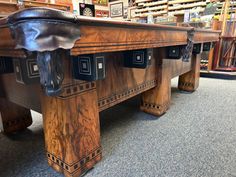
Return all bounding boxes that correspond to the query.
[0,78,236,177]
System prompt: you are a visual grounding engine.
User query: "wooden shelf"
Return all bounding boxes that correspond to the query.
[138,0,168,7]
[214,1,236,15]
[168,1,206,11]
[168,0,203,5]
[0,0,17,5]
[0,0,70,14]
[135,5,168,13]
[135,0,168,18]
[24,0,70,11]
[221,36,236,39]
[168,8,205,15]
[135,10,168,17]
[136,0,167,5]
[134,0,208,19]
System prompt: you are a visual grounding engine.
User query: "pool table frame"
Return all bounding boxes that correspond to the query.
[0,8,220,177]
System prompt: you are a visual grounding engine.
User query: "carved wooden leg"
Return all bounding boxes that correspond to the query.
[140,49,171,116]
[178,54,200,92]
[0,98,32,133]
[42,82,101,177]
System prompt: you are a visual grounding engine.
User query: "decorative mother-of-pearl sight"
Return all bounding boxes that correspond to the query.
[124,49,153,68]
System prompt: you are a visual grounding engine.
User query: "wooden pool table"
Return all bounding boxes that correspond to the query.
[0,7,220,177]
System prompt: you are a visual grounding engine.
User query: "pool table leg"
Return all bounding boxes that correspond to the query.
[0,98,32,133]
[140,49,171,116]
[178,54,200,92]
[42,82,101,177]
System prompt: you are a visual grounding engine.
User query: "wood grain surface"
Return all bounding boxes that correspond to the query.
[0,97,32,133]
[71,25,188,55]
[0,73,42,113]
[0,13,220,58]
[0,50,160,113]
[0,50,207,114]
[193,29,220,43]
[0,15,221,176]
[178,54,201,92]
[43,87,101,177]
[97,51,160,111]
[168,58,192,79]
[140,48,171,116]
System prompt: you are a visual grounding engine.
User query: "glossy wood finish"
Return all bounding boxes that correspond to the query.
[0,98,32,133]
[178,54,200,92]
[140,49,198,116]
[193,29,221,43]
[0,17,220,58]
[41,51,101,177]
[168,58,192,79]
[43,86,101,177]
[0,50,158,114]
[0,27,21,56]
[140,48,171,116]
[97,52,159,112]
[0,73,42,112]
[72,25,189,56]
[0,10,221,176]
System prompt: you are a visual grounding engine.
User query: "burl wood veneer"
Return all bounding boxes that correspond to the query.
[0,8,220,177]
[140,48,170,116]
[178,54,201,92]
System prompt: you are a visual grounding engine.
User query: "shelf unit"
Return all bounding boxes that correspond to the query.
[168,0,207,15]
[215,0,236,15]
[135,0,168,18]
[24,0,71,11]
[0,0,18,17]
[134,0,211,19]
[0,0,70,17]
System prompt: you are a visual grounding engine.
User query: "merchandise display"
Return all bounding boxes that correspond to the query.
[79,3,95,17]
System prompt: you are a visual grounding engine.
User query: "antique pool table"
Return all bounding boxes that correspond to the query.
[0,8,220,177]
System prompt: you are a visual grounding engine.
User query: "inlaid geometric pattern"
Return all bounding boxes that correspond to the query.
[26,59,39,78]
[79,57,92,75]
[193,43,202,54]
[178,82,194,88]
[141,102,169,110]
[47,147,101,175]
[203,42,211,51]
[98,80,157,111]
[132,51,145,65]
[141,101,170,115]
[58,81,96,99]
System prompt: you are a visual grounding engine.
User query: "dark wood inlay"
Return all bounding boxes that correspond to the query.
[58,81,96,99]
[47,147,102,174]
[98,80,157,111]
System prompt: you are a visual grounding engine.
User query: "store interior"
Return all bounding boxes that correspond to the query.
[0,0,236,177]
